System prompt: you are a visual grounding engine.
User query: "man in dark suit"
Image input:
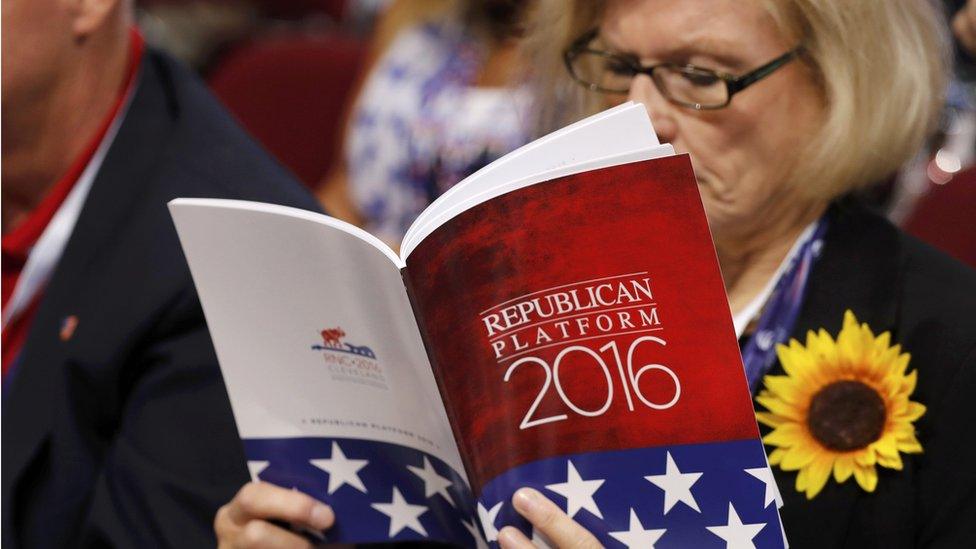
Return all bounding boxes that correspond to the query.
[2,0,323,546]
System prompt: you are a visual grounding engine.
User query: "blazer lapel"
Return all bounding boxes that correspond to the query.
[2,52,178,498]
[773,200,905,545]
[793,200,902,341]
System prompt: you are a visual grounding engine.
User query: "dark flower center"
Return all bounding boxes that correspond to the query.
[807,380,886,451]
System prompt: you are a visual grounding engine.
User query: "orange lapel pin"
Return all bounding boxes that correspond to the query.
[60,315,79,342]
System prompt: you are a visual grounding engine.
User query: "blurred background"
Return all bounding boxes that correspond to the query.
[136,0,976,265]
[139,0,383,191]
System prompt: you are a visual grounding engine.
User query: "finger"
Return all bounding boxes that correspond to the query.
[227,482,334,531]
[234,519,314,549]
[215,503,238,542]
[497,526,537,549]
[511,488,602,549]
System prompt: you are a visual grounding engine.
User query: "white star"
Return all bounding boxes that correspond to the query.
[608,508,667,548]
[371,487,428,537]
[532,528,556,548]
[247,460,269,482]
[477,501,503,542]
[644,452,702,514]
[462,518,489,549]
[546,461,606,519]
[706,503,766,549]
[744,467,781,508]
[407,456,455,507]
[310,442,369,494]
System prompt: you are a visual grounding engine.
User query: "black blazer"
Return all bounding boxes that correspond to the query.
[1,49,323,547]
[769,200,976,547]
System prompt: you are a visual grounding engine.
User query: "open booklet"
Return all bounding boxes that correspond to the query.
[170,102,786,548]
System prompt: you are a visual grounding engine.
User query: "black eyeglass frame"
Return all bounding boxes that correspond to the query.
[563,29,803,110]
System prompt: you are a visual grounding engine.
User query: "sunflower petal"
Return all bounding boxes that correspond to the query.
[873,331,891,355]
[776,343,798,376]
[833,455,854,483]
[777,342,816,382]
[872,434,899,460]
[812,329,838,366]
[891,422,917,439]
[756,412,785,428]
[855,450,876,467]
[837,325,860,365]
[897,436,924,454]
[860,322,876,348]
[755,395,804,422]
[803,331,821,353]
[876,346,901,374]
[764,375,803,404]
[768,448,786,466]
[795,467,808,492]
[891,351,910,378]
[805,454,833,499]
[853,464,878,492]
[898,401,926,422]
[780,445,817,471]
[877,452,903,471]
[763,423,806,447]
[901,369,918,396]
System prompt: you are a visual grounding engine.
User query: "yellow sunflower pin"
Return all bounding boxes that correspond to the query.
[755,310,925,499]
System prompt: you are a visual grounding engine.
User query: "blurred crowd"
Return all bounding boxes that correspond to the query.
[140,0,976,263]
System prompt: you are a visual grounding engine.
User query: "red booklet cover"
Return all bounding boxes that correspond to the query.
[406,154,785,547]
[172,104,785,547]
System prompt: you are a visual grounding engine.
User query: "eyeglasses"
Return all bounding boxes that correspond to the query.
[564,29,802,110]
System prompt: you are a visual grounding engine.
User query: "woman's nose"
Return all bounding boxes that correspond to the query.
[627,74,678,143]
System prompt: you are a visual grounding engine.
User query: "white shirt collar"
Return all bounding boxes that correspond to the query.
[731,220,819,339]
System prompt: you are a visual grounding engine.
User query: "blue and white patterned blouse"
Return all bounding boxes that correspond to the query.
[346,17,532,243]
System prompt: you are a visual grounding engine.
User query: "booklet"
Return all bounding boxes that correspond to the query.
[170,102,785,548]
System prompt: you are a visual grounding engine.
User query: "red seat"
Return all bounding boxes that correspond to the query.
[904,166,976,268]
[253,0,347,20]
[140,0,348,21]
[208,32,366,188]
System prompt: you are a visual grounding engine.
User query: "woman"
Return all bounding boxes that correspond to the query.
[217,0,976,547]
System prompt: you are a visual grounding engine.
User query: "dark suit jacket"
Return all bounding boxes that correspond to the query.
[769,200,976,547]
[1,49,323,547]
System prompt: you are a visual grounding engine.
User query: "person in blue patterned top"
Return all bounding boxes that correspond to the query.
[329,0,531,246]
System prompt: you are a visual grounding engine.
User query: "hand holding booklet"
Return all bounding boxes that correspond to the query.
[170,103,786,547]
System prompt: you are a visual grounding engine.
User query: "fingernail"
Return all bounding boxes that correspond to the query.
[497,526,522,548]
[512,487,542,518]
[310,504,334,530]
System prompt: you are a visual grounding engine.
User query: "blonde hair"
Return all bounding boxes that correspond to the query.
[521,0,951,197]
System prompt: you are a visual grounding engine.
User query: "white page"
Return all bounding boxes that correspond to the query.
[400,102,661,256]
[169,199,464,478]
[400,101,674,259]
[400,143,674,259]
[410,102,649,224]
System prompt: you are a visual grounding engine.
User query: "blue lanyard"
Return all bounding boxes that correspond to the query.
[741,218,828,394]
